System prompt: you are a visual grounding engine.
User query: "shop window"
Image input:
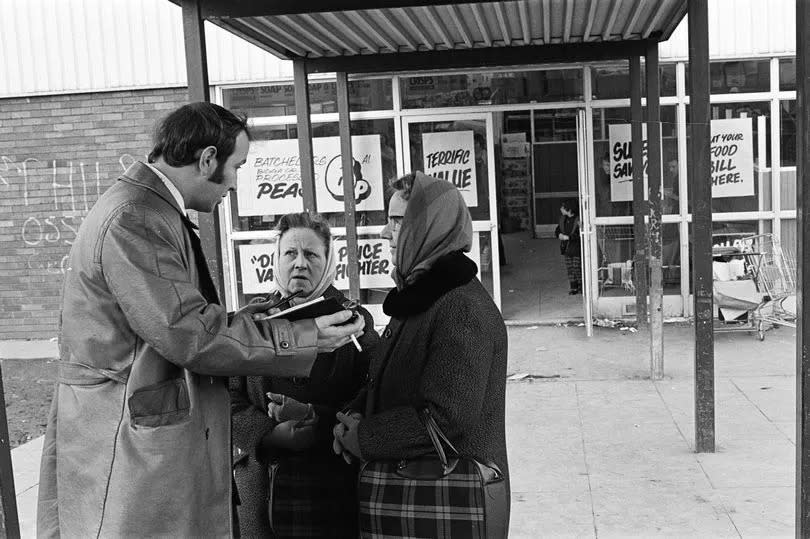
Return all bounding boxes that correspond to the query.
[400,69,583,109]
[230,119,395,233]
[780,169,796,211]
[685,102,769,214]
[221,79,393,117]
[591,64,677,99]
[781,100,796,167]
[779,58,796,91]
[709,60,769,94]
[591,106,679,218]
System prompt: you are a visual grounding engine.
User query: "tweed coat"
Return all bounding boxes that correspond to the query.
[37,162,321,538]
[230,286,378,538]
[353,252,510,486]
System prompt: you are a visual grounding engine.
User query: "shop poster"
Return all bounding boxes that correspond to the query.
[422,131,478,207]
[710,118,754,198]
[238,241,278,294]
[236,135,384,216]
[608,124,648,202]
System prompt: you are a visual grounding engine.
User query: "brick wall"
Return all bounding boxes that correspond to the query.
[0,88,188,340]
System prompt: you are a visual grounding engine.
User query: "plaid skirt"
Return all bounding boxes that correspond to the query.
[358,458,487,539]
[269,456,358,538]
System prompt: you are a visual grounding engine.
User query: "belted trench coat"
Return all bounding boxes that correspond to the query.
[37,162,320,538]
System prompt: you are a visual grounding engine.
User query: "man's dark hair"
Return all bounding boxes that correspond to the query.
[148,102,250,169]
[275,212,332,255]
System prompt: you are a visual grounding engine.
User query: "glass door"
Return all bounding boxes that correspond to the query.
[402,113,501,309]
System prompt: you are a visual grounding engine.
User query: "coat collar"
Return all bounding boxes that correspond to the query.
[383,251,478,317]
[119,161,185,218]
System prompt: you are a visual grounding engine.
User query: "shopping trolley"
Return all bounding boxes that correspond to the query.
[751,233,797,338]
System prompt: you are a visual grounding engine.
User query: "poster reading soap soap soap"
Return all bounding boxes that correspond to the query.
[236,136,384,217]
[238,241,278,294]
[710,118,754,198]
[422,131,478,207]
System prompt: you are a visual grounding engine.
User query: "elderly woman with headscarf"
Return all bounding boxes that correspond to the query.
[230,212,379,538]
[333,171,510,538]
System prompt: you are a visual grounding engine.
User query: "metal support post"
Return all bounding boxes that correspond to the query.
[796,0,810,531]
[630,55,648,328]
[0,363,20,538]
[294,60,317,213]
[688,0,716,453]
[645,41,664,380]
[336,72,361,300]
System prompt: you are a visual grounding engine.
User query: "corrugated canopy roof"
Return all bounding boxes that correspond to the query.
[191,0,686,61]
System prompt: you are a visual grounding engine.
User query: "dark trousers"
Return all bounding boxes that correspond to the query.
[564,254,581,290]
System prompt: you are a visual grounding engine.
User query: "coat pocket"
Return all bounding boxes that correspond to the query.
[128,377,190,427]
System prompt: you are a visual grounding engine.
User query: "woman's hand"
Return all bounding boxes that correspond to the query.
[267,392,313,423]
[333,411,363,463]
[262,417,318,452]
[559,233,569,241]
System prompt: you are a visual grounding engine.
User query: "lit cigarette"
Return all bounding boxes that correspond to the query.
[350,334,363,352]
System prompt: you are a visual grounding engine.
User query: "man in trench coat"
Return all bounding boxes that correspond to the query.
[36,102,365,538]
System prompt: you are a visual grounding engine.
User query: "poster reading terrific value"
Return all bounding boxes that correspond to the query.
[236,135,384,217]
[422,131,478,207]
[710,118,754,198]
[608,124,648,202]
[237,140,303,216]
[238,242,277,295]
[314,135,384,214]
[333,238,394,291]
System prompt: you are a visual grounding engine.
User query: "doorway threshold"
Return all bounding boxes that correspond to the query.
[504,318,585,327]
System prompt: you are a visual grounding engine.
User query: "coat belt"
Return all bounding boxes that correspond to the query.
[58,362,130,385]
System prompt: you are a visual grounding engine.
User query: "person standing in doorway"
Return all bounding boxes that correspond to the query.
[555,199,582,295]
[36,102,365,538]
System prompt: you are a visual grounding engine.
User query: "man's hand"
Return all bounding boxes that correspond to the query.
[315,311,364,353]
[333,411,362,464]
[237,297,280,320]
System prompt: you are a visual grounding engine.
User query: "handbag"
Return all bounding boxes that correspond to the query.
[357,408,508,539]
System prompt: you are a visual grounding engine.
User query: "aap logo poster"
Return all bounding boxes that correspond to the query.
[236,136,384,217]
[422,131,478,207]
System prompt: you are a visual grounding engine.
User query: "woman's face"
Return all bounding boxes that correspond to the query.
[381,190,408,265]
[277,227,327,295]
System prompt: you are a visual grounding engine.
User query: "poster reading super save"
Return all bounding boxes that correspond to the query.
[236,135,384,216]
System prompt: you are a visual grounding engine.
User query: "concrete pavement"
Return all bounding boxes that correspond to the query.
[7,322,797,537]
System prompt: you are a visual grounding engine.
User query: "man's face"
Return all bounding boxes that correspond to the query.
[194,131,250,212]
[601,158,611,176]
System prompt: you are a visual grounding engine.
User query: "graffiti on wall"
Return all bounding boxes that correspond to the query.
[1,154,142,274]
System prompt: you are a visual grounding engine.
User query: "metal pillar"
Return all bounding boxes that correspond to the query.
[0,363,20,538]
[336,72,361,300]
[645,41,664,380]
[796,0,810,532]
[293,60,317,213]
[688,0,715,453]
[630,55,648,329]
[181,0,226,296]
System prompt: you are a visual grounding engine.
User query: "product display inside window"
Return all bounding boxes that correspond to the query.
[222,78,393,117]
[400,69,583,109]
[592,64,677,99]
[595,224,681,297]
[780,58,796,91]
[709,60,769,94]
[230,119,396,232]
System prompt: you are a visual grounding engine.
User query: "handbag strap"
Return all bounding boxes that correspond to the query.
[419,408,459,471]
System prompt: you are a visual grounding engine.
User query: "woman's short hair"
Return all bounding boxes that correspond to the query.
[390,172,417,200]
[561,199,579,215]
[148,102,250,170]
[275,212,332,254]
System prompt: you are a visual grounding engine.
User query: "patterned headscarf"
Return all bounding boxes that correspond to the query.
[394,171,473,288]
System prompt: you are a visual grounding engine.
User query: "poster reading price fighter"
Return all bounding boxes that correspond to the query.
[422,131,478,207]
[333,238,394,290]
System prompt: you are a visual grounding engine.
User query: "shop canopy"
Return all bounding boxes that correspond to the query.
[178,0,687,70]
